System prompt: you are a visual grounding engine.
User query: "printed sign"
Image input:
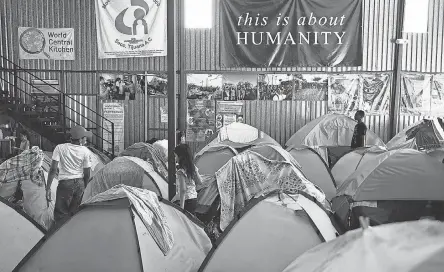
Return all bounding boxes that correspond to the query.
[220,0,363,67]
[102,102,125,154]
[186,100,216,142]
[160,106,168,123]
[18,27,75,60]
[216,101,244,130]
[95,0,167,59]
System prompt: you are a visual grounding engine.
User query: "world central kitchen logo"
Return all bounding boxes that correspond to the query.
[102,0,161,50]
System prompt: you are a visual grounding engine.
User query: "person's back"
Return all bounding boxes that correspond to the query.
[351,110,367,148]
[53,143,92,180]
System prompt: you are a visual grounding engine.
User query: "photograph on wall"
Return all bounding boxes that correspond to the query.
[293,74,328,101]
[99,73,140,100]
[102,102,124,154]
[360,73,391,114]
[401,74,431,115]
[186,100,216,142]
[327,74,360,114]
[431,75,444,115]
[222,74,258,101]
[187,74,223,99]
[145,74,168,96]
[160,105,168,123]
[216,101,244,130]
[259,74,293,101]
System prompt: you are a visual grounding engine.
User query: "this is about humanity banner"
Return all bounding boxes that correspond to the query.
[95,0,167,59]
[220,0,363,67]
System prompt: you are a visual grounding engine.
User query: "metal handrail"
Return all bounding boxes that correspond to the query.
[12,73,112,133]
[0,57,116,157]
[0,76,114,146]
[1,56,113,124]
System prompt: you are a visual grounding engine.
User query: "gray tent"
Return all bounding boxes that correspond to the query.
[198,191,338,272]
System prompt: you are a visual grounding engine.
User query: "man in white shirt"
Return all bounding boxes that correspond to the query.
[46,125,93,225]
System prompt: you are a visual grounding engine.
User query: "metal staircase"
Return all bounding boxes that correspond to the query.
[0,56,115,158]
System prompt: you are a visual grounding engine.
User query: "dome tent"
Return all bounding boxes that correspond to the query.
[332,149,444,230]
[286,113,386,167]
[195,149,328,230]
[14,186,212,272]
[282,220,444,272]
[198,191,338,272]
[331,146,387,188]
[387,117,444,151]
[82,156,168,202]
[119,142,169,181]
[0,196,45,272]
[286,146,336,200]
[196,123,280,156]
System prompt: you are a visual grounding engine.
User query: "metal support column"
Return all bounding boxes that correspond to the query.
[389,0,406,139]
[167,0,178,200]
[178,0,187,135]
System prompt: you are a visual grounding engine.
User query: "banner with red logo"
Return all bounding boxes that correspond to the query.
[95,0,166,59]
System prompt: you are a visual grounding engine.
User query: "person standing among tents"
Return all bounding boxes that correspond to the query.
[351,110,367,149]
[172,144,202,214]
[45,125,92,226]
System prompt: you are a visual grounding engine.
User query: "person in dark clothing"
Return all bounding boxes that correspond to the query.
[351,110,367,149]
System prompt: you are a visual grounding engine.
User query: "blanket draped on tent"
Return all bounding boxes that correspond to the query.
[0,147,46,187]
[215,151,329,230]
[82,185,174,256]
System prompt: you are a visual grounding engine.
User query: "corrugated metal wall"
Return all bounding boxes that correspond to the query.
[0,0,167,71]
[402,0,444,73]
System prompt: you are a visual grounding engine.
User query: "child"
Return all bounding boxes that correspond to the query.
[351,110,367,149]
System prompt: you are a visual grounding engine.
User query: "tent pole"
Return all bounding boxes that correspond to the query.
[389,0,406,139]
[167,0,178,201]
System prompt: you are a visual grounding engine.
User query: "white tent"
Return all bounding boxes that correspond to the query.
[282,220,444,272]
[197,123,280,157]
[0,197,45,272]
[336,149,444,201]
[331,146,387,188]
[198,192,338,272]
[286,114,386,166]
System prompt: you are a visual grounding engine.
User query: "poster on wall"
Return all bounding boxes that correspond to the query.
[401,74,431,115]
[327,74,360,114]
[293,74,328,101]
[220,0,363,67]
[187,74,223,99]
[18,27,75,60]
[186,100,215,142]
[431,75,444,115]
[360,74,391,114]
[94,0,167,59]
[216,101,244,130]
[99,74,140,100]
[223,74,258,101]
[102,102,125,154]
[160,105,168,123]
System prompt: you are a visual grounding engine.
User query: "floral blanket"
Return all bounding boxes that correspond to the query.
[215,150,329,230]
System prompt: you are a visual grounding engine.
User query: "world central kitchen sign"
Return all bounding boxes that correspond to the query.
[220,0,363,67]
[18,27,75,60]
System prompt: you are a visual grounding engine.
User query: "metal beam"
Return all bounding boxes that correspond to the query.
[167,0,177,201]
[389,0,406,139]
[178,0,187,134]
